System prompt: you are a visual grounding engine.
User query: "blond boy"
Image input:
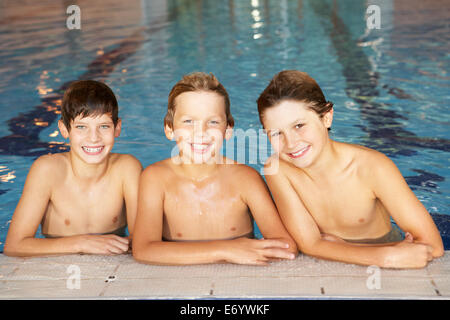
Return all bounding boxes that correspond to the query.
[132,72,297,265]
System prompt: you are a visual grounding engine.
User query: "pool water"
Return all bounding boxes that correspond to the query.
[0,0,448,251]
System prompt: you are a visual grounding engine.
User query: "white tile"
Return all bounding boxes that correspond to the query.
[0,263,20,278]
[6,257,120,281]
[0,252,448,299]
[427,254,450,276]
[319,276,438,299]
[430,277,450,297]
[212,276,322,298]
[101,278,212,299]
[0,279,106,299]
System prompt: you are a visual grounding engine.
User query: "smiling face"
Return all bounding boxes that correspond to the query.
[59,113,121,165]
[262,100,333,168]
[165,91,232,165]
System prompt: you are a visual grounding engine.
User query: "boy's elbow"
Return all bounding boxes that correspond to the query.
[432,243,445,259]
[3,241,22,257]
[131,242,146,262]
[433,249,444,259]
[297,244,314,257]
[3,245,14,257]
[418,235,445,259]
[132,241,159,264]
[295,238,321,257]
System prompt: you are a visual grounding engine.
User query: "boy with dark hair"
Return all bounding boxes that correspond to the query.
[4,80,142,257]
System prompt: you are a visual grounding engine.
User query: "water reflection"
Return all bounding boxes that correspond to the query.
[310,0,449,156]
[0,1,447,239]
[0,28,146,157]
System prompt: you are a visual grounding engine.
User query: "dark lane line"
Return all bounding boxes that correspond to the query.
[310,0,450,156]
[0,28,146,157]
[309,1,449,248]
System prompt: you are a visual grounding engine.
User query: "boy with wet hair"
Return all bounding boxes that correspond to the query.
[132,72,297,265]
[258,70,443,268]
[4,80,142,256]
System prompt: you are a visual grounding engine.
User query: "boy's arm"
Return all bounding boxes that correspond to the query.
[264,160,434,269]
[369,152,444,258]
[132,165,294,266]
[4,156,128,257]
[4,156,80,256]
[240,166,298,255]
[120,155,143,238]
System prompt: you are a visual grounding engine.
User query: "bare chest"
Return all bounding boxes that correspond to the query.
[162,179,252,239]
[42,178,125,235]
[164,180,249,220]
[289,173,380,234]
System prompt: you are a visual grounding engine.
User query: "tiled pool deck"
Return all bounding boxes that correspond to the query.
[0,252,448,300]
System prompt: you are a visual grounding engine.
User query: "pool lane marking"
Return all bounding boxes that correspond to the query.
[309,0,450,156]
[0,27,149,157]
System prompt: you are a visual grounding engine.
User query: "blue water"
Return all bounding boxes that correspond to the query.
[0,0,448,251]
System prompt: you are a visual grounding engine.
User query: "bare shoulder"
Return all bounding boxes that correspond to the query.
[23,153,68,192]
[215,157,263,184]
[349,143,394,167]
[111,153,143,172]
[263,154,280,171]
[263,154,296,181]
[34,152,66,166]
[220,163,268,200]
[339,142,398,179]
[345,142,386,159]
[141,158,174,180]
[221,158,262,182]
[30,153,67,176]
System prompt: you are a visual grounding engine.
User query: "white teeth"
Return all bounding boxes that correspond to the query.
[192,144,209,150]
[291,146,308,157]
[83,146,103,153]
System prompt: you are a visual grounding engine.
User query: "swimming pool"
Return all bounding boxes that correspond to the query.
[0,0,448,251]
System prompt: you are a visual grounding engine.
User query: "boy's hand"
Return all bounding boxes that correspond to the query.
[76,234,129,255]
[222,237,296,266]
[383,233,433,269]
